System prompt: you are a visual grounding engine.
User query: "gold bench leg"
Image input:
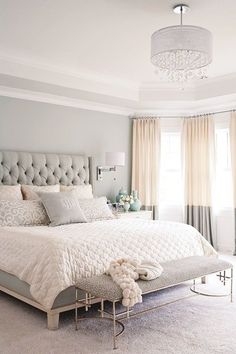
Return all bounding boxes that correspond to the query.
[101,299,104,318]
[113,301,117,350]
[75,288,78,331]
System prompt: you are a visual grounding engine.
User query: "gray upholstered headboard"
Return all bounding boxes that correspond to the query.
[0,151,91,186]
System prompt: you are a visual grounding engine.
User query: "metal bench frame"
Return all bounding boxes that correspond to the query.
[75,267,233,350]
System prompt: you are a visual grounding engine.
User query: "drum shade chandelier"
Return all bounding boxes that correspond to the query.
[151,4,213,82]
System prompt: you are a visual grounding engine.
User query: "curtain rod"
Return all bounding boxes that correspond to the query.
[131,108,236,119]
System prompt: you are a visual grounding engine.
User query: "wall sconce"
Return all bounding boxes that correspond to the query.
[97,152,125,181]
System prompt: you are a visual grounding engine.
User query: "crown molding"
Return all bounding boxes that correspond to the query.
[0,54,236,117]
[0,85,134,116]
[0,54,139,101]
[135,93,236,117]
[1,82,235,118]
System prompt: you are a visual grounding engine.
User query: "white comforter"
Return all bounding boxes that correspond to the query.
[0,219,216,309]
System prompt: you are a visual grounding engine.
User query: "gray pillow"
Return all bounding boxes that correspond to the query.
[39,191,87,227]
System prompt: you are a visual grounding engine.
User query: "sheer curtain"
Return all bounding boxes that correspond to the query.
[229,111,236,255]
[132,118,161,217]
[182,116,215,244]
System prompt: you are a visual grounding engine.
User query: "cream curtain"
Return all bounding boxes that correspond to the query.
[182,115,215,244]
[132,118,161,217]
[229,111,236,255]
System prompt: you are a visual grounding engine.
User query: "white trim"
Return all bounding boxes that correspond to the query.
[0,54,236,116]
[0,54,139,101]
[135,94,236,117]
[1,85,236,117]
[0,85,133,116]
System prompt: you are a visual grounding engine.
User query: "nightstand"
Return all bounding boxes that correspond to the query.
[116,210,153,220]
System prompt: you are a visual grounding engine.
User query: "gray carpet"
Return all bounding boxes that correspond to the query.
[0,255,236,354]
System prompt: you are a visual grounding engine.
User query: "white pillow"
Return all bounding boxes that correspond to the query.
[21,184,60,200]
[60,184,93,199]
[0,200,49,226]
[0,185,23,200]
[78,197,114,222]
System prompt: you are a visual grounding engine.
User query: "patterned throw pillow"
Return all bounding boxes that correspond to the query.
[0,185,23,200]
[78,197,114,222]
[60,184,93,199]
[21,184,60,200]
[0,200,49,226]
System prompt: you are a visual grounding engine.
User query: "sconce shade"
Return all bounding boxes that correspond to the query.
[105,152,125,166]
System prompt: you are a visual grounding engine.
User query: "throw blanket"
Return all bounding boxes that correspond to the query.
[107,259,163,307]
[0,219,217,309]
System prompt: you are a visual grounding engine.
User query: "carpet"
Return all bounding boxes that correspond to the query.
[0,255,236,354]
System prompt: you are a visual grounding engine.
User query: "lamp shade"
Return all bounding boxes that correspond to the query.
[105,152,125,166]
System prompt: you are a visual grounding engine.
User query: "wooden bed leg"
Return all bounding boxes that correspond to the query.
[201,276,207,284]
[47,312,59,330]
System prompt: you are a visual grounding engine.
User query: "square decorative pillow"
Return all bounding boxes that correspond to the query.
[60,184,93,199]
[0,200,49,226]
[78,197,114,222]
[21,184,60,200]
[0,185,23,200]
[39,191,87,227]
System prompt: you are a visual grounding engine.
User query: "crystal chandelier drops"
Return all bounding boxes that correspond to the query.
[151,4,213,82]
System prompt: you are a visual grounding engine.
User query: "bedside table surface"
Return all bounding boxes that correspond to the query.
[116,210,152,220]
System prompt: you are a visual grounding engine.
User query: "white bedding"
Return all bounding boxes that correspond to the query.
[0,219,216,309]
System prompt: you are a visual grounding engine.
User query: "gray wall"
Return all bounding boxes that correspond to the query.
[0,96,132,201]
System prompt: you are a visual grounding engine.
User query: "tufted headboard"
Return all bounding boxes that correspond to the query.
[0,151,92,186]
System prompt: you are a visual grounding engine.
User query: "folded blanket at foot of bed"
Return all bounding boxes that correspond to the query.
[107,259,163,307]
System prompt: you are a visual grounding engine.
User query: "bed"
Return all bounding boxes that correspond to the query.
[0,150,216,329]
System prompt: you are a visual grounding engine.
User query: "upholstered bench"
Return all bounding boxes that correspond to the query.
[75,256,233,349]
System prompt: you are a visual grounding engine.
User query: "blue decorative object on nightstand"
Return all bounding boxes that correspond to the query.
[116,187,127,202]
[130,190,142,211]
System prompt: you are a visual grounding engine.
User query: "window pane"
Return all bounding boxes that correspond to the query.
[159,132,183,206]
[215,128,233,209]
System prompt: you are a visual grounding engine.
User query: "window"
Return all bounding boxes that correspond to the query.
[159,132,183,207]
[214,128,233,210]
[158,123,233,216]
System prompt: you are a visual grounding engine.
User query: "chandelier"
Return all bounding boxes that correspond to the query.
[151,4,213,82]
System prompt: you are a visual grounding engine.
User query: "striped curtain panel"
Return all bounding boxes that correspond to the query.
[229,111,236,255]
[182,116,215,244]
[132,118,161,218]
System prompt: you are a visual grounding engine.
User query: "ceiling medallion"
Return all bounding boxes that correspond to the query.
[151,4,213,82]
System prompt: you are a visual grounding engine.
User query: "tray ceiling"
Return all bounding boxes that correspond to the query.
[0,0,236,85]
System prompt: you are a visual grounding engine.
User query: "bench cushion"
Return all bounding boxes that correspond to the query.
[76,256,232,302]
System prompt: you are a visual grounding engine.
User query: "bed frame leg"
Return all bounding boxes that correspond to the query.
[201,276,207,284]
[47,312,59,330]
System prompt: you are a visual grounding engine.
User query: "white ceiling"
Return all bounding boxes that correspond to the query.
[1,0,236,85]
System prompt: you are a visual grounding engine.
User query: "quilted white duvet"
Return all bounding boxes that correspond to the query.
[0,219,216,309]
